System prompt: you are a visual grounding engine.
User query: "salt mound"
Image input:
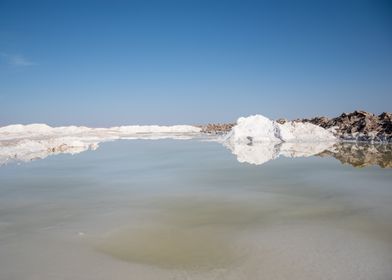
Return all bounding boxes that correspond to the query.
[0,124,53,134]
[226,114,336,145]
[277,121,336,142]
[227,115,280,144]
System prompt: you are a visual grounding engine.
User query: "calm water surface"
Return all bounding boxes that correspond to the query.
[0,140,391,280]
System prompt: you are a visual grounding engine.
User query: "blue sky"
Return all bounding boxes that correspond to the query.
[0,0,391,126]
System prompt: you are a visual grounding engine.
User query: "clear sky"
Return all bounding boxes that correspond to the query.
[0,0,391,126]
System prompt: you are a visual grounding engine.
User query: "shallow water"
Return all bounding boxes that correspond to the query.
[0,140,391,280]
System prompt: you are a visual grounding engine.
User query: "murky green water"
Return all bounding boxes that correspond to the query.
[0,140,391,279]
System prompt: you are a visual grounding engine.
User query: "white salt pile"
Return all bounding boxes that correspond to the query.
[225,114,336,145]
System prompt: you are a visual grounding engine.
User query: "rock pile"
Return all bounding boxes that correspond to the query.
[198,123,235,134]
[296,111,392,143]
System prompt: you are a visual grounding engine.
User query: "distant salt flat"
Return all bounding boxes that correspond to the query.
[0,123,202,140]
[0,124,203,164]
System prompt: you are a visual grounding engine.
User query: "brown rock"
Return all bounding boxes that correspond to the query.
[298,110,392,142]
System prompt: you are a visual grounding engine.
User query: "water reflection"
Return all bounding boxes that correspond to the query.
[318,142,392,168]
[224,141,335,165]
[224,141,392,168]
[1,136,391,168]
[0,139,391,280]
[0,134,199,165]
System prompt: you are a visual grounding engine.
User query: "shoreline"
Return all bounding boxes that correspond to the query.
[198,110,392,143]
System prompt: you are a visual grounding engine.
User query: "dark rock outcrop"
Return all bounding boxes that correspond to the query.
[275,118,288,125]
[197,123,235,134]
[297,111,392,143]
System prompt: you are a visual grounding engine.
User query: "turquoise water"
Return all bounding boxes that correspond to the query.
[0,140,391,279]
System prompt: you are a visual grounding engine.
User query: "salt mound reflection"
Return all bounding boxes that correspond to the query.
[1,134,391,168]
[319,142,392,168]
[224,141,335,165]
[225,140,392,168]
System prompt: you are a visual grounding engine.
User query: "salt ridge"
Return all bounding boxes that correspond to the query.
[0,124,202,164]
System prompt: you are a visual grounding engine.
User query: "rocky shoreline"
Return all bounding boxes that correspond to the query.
[199,111,392,143]
[294,111,392,143]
